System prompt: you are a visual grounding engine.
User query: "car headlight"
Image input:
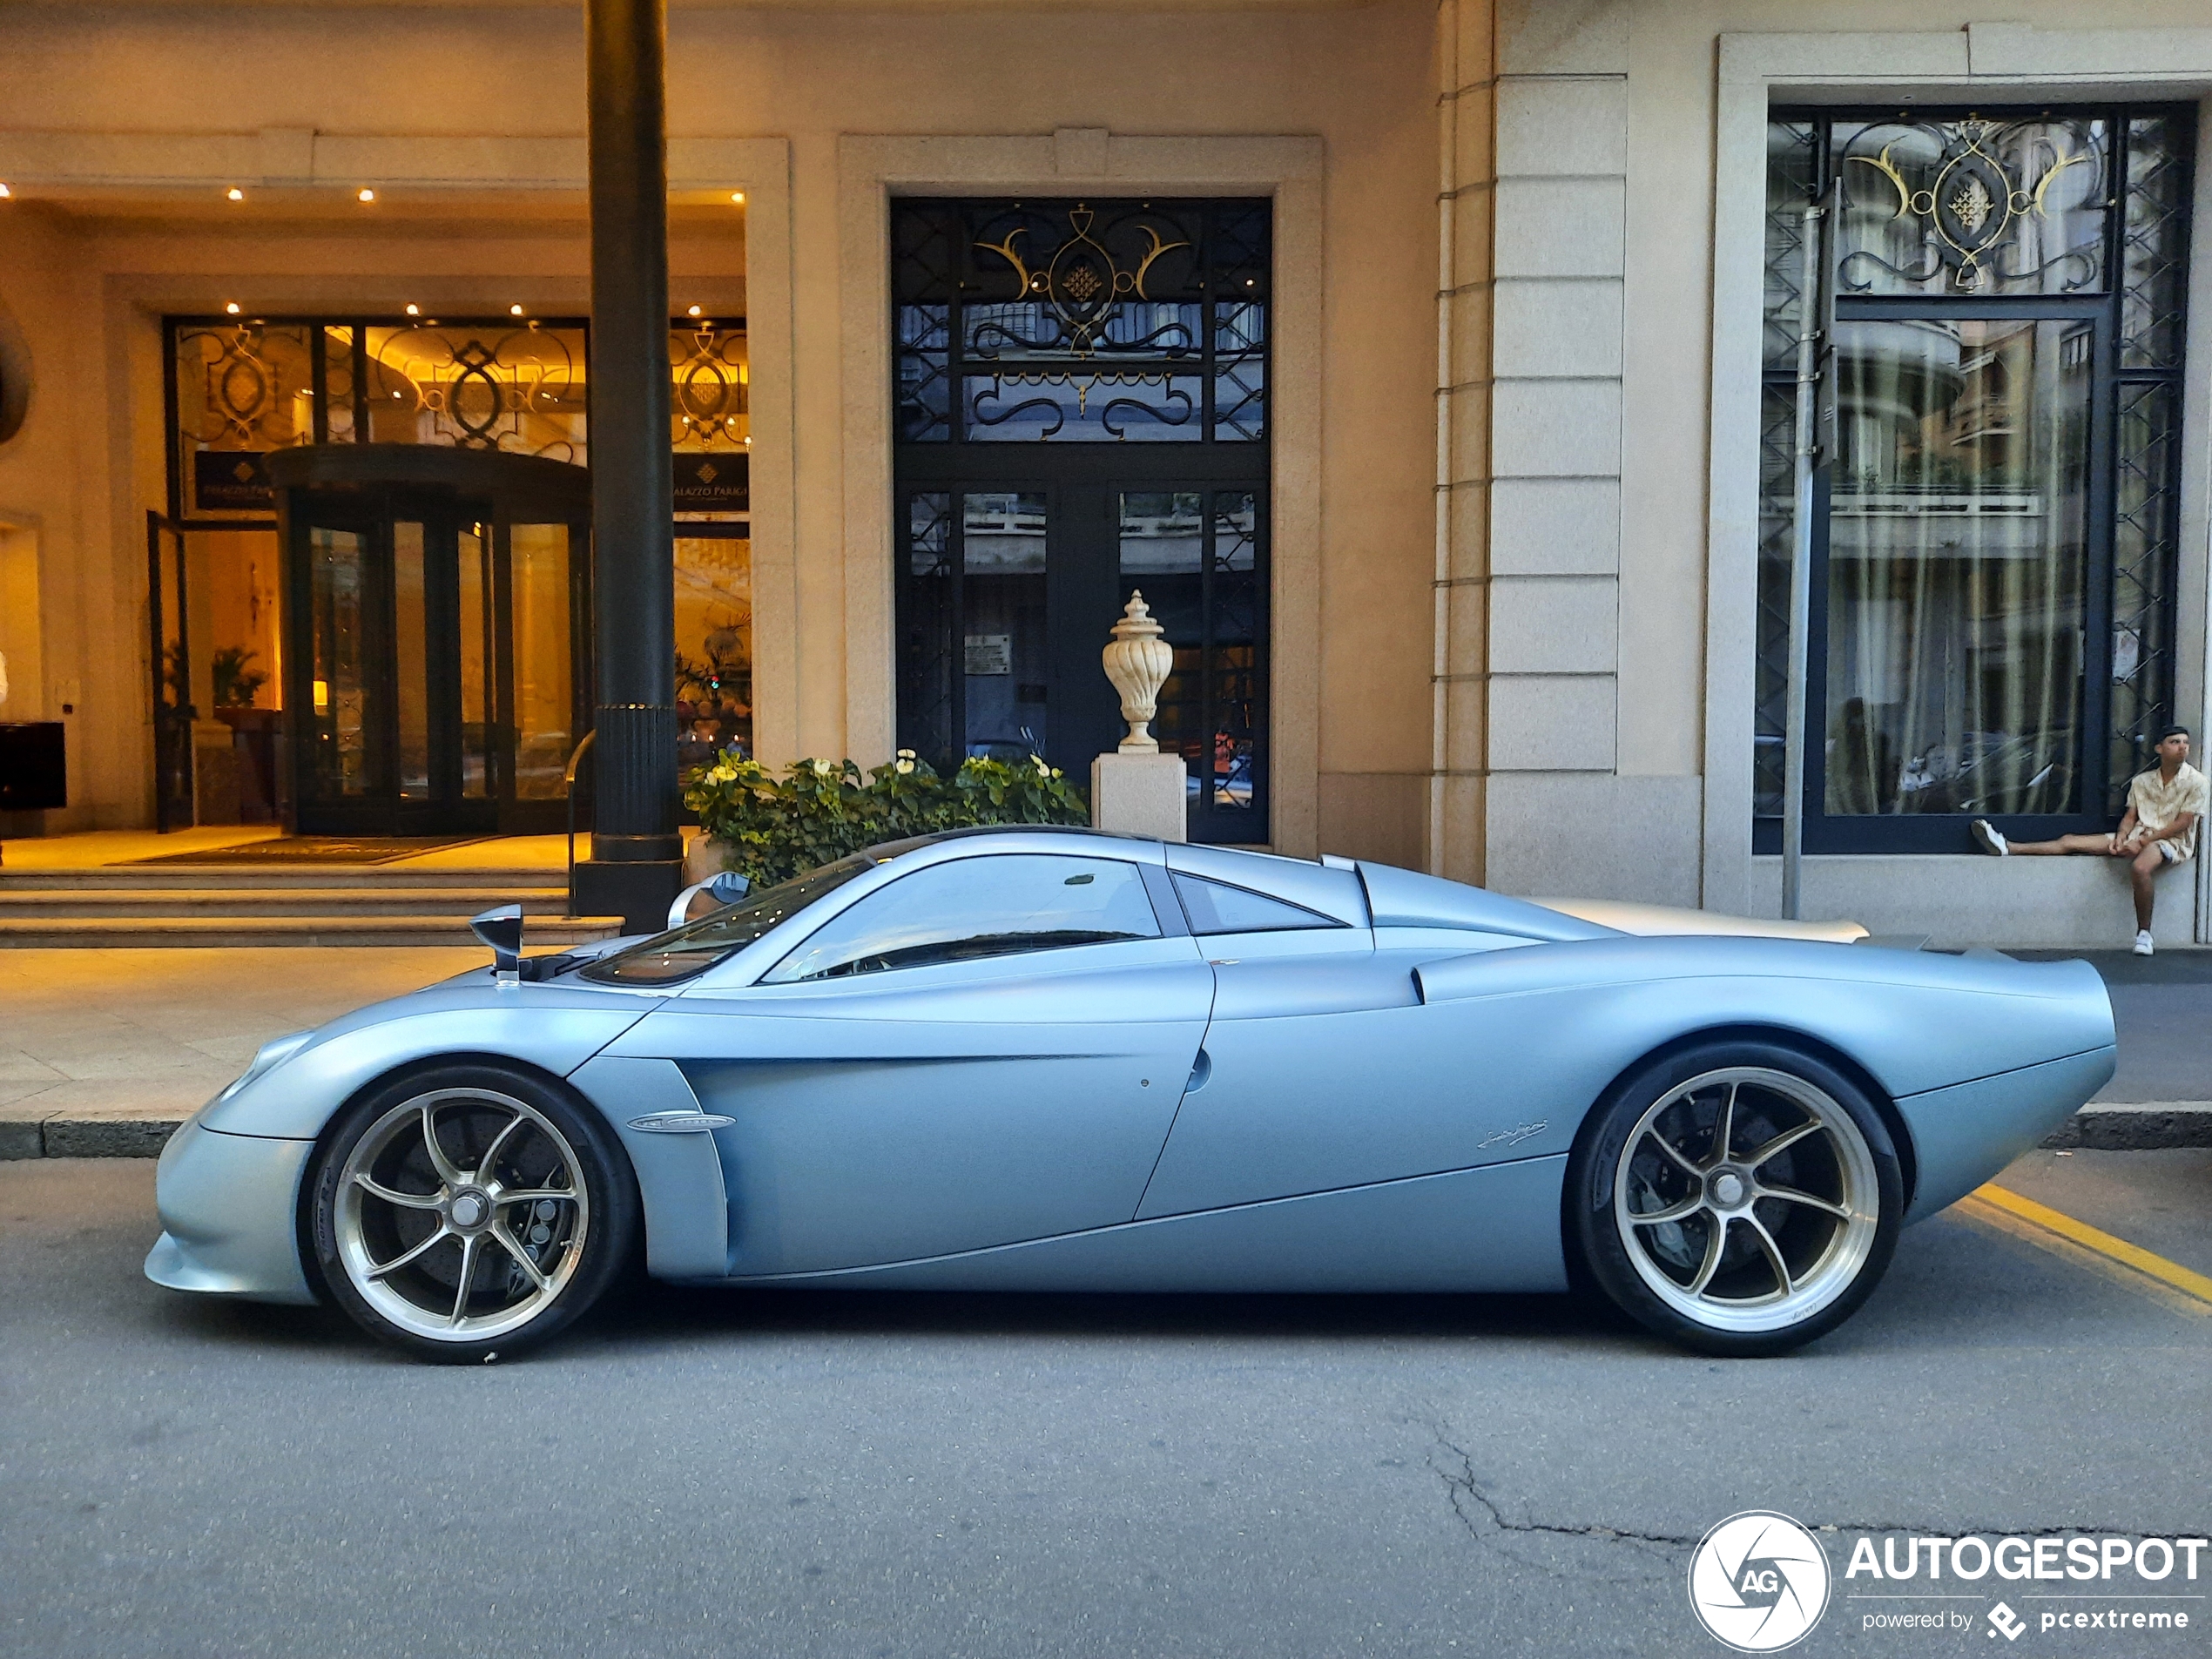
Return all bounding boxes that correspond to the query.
[213,1029,315,1105]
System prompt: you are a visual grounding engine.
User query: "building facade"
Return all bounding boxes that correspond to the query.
[1,0,2209,946]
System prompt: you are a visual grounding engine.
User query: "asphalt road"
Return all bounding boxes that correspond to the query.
[3,1155,2208,1659]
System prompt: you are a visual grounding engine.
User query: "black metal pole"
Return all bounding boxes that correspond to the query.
[576,0,681,930]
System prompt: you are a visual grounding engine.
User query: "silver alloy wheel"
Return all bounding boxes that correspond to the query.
[1611,1066,1880,1334]
[333,1087,590,1343]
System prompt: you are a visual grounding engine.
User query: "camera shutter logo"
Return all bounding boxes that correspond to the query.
[1688,1512,1831,1652]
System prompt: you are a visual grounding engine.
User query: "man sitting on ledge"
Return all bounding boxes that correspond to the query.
[1972,725,2205,957]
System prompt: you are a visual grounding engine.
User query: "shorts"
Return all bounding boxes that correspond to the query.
[2157,839,2187,864]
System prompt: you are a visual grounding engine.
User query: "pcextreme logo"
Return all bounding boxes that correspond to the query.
[1688,1511,1832,1652]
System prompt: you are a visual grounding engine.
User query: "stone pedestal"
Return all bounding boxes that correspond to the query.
[1091,751,1187,843]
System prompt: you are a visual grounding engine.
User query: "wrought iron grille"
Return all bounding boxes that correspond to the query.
[892,199,1270,444]
[1757,107,2195,848]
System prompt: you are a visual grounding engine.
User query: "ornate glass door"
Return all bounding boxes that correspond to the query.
[892,199,1271,844]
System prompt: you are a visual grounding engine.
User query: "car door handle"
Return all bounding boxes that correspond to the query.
[1185,1049,1212,1093]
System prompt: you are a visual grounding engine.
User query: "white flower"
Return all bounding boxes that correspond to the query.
[1051,768,1063,779]
[896,748,916,759]
[1032,754,1050,776]
[811,758,833,777]
[894,759,914,775]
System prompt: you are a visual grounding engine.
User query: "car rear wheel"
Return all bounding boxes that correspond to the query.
[308,1063,638,1362]
[1569,1042,1903,1357]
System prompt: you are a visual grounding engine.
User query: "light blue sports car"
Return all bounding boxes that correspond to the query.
[147,827,2114,1360]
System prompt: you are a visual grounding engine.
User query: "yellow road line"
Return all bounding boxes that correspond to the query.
[1956,1184,2212,1318]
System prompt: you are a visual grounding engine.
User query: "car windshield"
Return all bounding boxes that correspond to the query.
[578,854,876,987]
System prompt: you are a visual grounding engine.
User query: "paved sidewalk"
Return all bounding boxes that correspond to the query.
[0,948,482,1156]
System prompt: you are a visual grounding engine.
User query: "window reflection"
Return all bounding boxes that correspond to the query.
[1827,319,2088,817]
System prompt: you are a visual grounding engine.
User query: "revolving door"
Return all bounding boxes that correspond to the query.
[268,446,590,836]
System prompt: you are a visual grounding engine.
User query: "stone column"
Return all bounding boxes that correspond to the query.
[1429,0,1497,885]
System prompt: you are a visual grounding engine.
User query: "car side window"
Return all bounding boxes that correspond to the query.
[763,854,1163,982]
[1171,873,1345,935]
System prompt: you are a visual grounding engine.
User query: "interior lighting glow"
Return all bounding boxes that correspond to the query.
[729,192,745,205]
[0,183,12,199]
[313,679,330,711]
[357,187,376,203]
[405,304,420,316]
[687,305,702,317]
[226,186,245,201]
[510,304,524,316]
[225,302,241,314]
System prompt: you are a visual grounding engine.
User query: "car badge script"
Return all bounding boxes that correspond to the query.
[1688,1511,1831,1652]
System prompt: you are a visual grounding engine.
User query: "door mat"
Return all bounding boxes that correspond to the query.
[125,836,493,866]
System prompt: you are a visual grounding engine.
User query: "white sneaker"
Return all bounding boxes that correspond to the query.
[2134,930,2155,957]
[1972,819,2010,856]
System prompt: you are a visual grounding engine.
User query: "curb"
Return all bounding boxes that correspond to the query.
[5,1104,2210,1162]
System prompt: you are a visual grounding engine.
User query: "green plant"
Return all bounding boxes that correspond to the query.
[683,750,1089,887]
[211,645,268,708]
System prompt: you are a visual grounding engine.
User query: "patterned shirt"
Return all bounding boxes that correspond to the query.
[2127,761,2209,860]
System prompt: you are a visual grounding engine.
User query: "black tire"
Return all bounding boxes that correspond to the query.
[309,1062,640,1363]
[1567,1040,1904,1358]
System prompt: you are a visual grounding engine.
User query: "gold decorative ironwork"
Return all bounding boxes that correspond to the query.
[670,321,750,449]
[1843,116,2096,292]
[975,203,1189,358]
[368,322,583,459]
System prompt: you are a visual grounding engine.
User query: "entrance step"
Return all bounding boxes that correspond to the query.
[0,914,628,949]
[0,861,626,948]
[0,887,576,920]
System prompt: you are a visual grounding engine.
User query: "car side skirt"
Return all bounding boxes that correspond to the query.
[686,1155,1571,1294]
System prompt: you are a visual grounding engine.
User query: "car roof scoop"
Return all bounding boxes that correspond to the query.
[469,903,526,981]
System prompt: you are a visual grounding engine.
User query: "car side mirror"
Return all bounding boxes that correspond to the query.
[469,903,525,981]
[666,869,751,931]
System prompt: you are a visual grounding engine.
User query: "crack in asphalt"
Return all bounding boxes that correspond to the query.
[1426,1424,2176,1570]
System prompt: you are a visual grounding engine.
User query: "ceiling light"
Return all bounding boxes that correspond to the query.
[0,183,12,199]
[405,304,420,317]
[729,192,745,205]
[357,187,376,203]
[687,305,702,317]
[225,302,241,314]
[226,187,245,202]
[509,304,524,316]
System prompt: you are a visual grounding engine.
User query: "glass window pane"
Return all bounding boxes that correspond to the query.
[309,526,371,799]
[172,321,314,515]
[1171,873,1339,935]
[1764,122,1820,371]
[1826,318,2089,817]
[393,523,430,799]
[765,854,1162,981]
[1119,492,1203,777]
[363,324,588,462]
[897,494,957,766]
[509,523,571,799]
[2121,115,2194,371]
[2111,381,2182,810]
[675,529,752,785]
[458,522,492,799]
[1832,116,2108,297]
[1209,496,1260,813]
[1755,385,1795,816]
[962,492,1048,761]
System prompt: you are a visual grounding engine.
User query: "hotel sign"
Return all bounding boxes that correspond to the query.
[672,452,749,511]
[194,450,273,511]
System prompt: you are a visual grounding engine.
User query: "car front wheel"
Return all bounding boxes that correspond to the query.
[308,1063,638,1362]
[1569,1042,1903,1357]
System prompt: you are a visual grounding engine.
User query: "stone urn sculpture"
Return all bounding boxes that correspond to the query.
[1102,590,1174,753]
